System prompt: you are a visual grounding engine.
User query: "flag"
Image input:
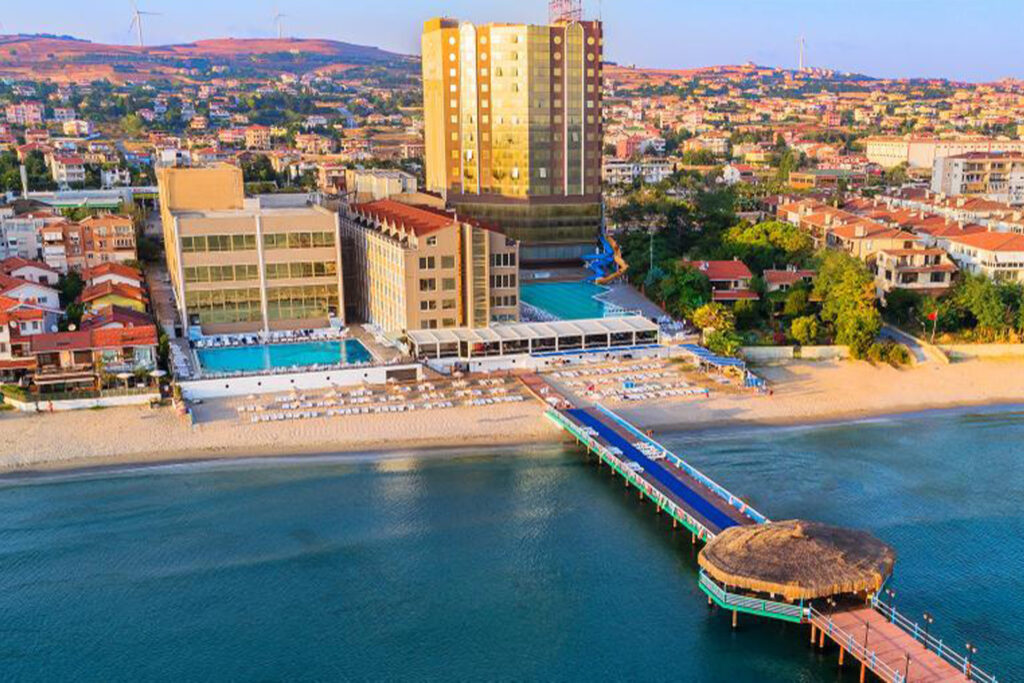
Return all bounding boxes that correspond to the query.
[926,311,938,322]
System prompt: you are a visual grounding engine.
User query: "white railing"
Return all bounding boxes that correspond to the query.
[871,597,997,683]
[546,409,716,542]
[809,607,905,683]
[593,404,771,525]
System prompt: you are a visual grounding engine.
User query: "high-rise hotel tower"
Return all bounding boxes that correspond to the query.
[422,10,603,262]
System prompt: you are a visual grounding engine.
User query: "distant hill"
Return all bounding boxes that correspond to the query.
[0,34,414,83]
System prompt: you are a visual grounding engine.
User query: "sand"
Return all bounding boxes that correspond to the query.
[2,357,1023,474]
[615,357,1024,431]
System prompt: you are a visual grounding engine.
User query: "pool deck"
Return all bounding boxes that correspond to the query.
[597,282,669,320]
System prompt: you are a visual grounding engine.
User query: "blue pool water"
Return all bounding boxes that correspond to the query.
[0,409,1020,680]
[520,281,609,319]
[197,339,372,373]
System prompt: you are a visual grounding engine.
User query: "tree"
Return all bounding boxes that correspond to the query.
[791,315,819,346]
[813,250,882,358]
[119,113,144,138]
[721,220,814,272]
[57,271,85,308]
[954,273,1007,334]
[782,287,810,318]
[657,263,711,317]
[733,299,760,330]
[692,302,735,339]
[705,329,742,357]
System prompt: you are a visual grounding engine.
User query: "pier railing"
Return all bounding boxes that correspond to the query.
[808,607,906,683]
[593,404,770,525]
[871,596,997,683]
[545,409,716,543]
[698,570,805,623]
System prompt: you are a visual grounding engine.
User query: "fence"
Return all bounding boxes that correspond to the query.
[809,606,905,683]
[871,596,997,683]
[699,570,805,623]
[593,404,770,525]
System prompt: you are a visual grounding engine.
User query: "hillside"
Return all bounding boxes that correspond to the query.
[0,34,414,83]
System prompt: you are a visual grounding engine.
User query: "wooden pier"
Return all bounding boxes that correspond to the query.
[530,372,996,683]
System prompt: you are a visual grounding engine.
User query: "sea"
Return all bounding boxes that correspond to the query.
[0,408,1021,681]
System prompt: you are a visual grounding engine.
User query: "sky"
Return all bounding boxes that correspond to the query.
[5,0,1023,82]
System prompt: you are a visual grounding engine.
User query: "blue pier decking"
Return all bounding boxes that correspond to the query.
[533,372,997,683]
[566,408,741,533]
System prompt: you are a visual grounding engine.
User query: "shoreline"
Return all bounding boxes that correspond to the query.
[3,393,1023,480]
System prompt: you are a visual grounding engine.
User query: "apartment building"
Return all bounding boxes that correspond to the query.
[873,247,957,302]
[864,136,1024,169]
[341,168,419,202]
[931,152,1024,206]
[0,208,43,261]
[422,15,603,261]
[4,102,45,126]
[50,155,87,187]
[946,232,1024,283]
[339,199,519,334]
[157,164,344,335]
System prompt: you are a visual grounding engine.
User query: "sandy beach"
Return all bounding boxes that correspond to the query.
[2,357,1023,474]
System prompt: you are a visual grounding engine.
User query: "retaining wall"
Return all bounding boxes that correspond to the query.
[6,392,160,412]
[179,363,422,400]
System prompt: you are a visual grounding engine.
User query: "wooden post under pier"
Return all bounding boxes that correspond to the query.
[731,610,738,629]
[838,646,845,667]
[810,624,816,644]
[818,627,825,649]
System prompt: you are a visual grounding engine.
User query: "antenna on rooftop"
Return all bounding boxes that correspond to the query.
[549,0,583,24]
[273,5,288,40]
[129,1,161,48]
[798,35,806,72]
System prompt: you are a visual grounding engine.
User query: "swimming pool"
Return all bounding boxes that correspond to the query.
[197,339,373,374]
[520,281,610,320]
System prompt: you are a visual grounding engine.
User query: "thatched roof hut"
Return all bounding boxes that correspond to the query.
[698,520,895,602]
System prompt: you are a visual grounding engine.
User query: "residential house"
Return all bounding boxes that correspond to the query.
[872,247,957,302]
[681,259,759,302]
[946,232,1024,282]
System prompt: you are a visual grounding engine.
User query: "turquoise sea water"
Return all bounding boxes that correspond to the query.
[520,281,609,319]
[196,339,372,373]
[1,409,1021,681]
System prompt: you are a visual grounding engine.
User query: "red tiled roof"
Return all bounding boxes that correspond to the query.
[948,232,1024,252]
[78,281,148,304]
[80,262,143,283]
[81,305,154,330]
[681,259,754,281]
[352,200,456,237]
[0,257,58,276]
[763,269,816,286]
[29,325,158,353]
[712,289,760,301]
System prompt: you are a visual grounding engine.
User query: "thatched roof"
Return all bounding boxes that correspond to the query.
[698,520,895,602]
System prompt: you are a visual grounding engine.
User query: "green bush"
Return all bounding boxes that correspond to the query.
[790,315,820,346]
[865,341,911,367]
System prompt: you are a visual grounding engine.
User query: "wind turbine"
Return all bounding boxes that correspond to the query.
[273,6,288,40]
[129,2,161,48]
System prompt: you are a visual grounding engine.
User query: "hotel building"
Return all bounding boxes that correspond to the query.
[157,164,344,335]
[421,14,603,262]
[339,199,519,334]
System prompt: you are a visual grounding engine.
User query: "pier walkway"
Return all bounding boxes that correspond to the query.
[530,372,995,682]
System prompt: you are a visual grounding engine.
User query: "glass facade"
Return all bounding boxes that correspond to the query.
[181,234,257,253]
[185,288,262,324]
[266,285,339,321]
[262,232,336,249]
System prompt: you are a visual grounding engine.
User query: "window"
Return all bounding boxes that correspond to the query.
[441,255,456,269]
[419,278,437,292]
[419,256,436,269]
[442,298,457,310]
[442,278,456,291]
[420,300,437,311]
[490,273,517,288]
[426,236,438,246]
[442,318,456,328]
